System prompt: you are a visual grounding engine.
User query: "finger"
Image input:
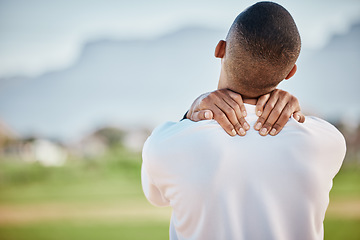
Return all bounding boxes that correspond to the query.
[268,103,293,136]
[293,111,305,123]
[277,92,304,123]
[227,90,247,117]
[209,91,244,135]
[226,91,250,131]
[260,98,287,136]
[219,92,249,132]
[190,110,214,122]
[188,92,211,118]
[212,107,237,136]
[214,101,245,136]
[254,92,279,131]
[185,110,191,119]
[237,116,249,133]
[255,93,270,117]
[222,89,250,131]
[194,90,244,136]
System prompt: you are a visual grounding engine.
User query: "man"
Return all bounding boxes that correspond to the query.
[142,2,346,240]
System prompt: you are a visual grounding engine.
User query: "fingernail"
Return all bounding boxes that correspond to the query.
[260,128,267,136]
[257,111,262,117]
[231,129,237,136]
[244,122,250,130]
[294,114,300,121]
[239,128,246,136]
[270,129,277,135]
[242,111,247,117]
[255,122,262,130]
[204,111,211,119]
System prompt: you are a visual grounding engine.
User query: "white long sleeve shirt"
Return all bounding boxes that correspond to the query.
[142,104,346,240]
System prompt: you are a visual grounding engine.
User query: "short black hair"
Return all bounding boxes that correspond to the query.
[224,1,301,97]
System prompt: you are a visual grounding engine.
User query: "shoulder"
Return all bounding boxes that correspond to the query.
[272,116,346,177]
[302,116,345,143]
[145,120,220,146]
[142,120,221,162]
[292,116,346,162]
[143,120,192,158]
[144,120,196,146]
[276,116,347,160]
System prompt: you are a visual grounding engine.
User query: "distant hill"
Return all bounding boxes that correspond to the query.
[280,21,360,121]
[0,22,359,141]
[0,27,226,140]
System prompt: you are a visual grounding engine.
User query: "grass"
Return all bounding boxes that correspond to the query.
[0,221,170,240]
[0,146,359,239]
[323,163,360,240]
[324,218,360,240]
[0,146,172,240]
[330,164,360,198]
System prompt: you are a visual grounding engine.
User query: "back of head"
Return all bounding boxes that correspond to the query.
[224,2,301,98]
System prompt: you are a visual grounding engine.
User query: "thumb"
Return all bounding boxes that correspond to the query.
[190,110,214,121]
[293,111,305,123]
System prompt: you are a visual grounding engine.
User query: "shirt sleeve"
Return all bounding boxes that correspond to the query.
[141,139,170,207]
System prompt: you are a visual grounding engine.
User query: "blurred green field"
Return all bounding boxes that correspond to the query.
[0,146,359,240]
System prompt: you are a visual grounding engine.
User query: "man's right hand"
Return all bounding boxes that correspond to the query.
[186,89,305,136]
[186,89,249,136]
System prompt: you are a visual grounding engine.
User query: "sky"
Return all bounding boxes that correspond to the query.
[0,0,359,78]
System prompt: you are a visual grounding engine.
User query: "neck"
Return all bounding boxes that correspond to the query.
[243,98,257,105]
[218,68,258,105]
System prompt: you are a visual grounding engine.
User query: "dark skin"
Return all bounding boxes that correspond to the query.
[186,40,305,136]
[186,88,305,136]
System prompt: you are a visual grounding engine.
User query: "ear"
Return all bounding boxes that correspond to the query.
[215,40,226,58]
[285,64,297,80]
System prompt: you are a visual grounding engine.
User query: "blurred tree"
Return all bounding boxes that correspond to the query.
[93,127,126,147]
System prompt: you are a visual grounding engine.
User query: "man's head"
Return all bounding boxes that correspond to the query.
[216,1,301,98]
